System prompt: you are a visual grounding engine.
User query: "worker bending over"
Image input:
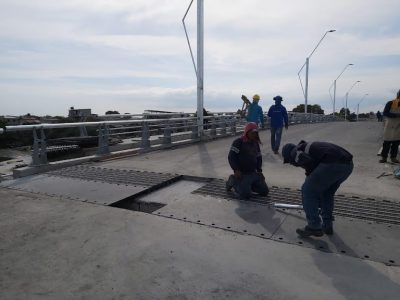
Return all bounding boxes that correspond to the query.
[282,141,353,237]
[226,122,269,199]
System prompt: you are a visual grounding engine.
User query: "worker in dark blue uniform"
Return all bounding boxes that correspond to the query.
[226,122,269,199]
[267,96,288,154]
[282,141,353,237]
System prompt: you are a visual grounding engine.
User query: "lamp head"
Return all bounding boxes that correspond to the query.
[328,30,336,32]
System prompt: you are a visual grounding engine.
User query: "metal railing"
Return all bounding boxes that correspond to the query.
[0,112,338,166]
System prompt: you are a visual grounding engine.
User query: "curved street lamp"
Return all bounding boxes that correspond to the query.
[356,93,369,121]
[329,63,353,115]
[344,80,361,120]
[298,30,336,114]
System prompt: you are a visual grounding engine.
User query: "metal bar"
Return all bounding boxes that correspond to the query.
[197,0,204,138]
[3,117,198,132]
[182,0,198,77]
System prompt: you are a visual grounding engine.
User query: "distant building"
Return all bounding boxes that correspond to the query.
[0,116,20,126]
[68,107,92,119]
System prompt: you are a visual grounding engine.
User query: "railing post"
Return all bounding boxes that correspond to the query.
[210,118,217,138]
[220,118,227,135]
[141,121,150,149]
[230,118,237,135]
[79,125,88,137]
[97,124,110,156]
[31,127,48,166]
[191,124,198,140]
[31,128,40,166]
[163,123,172,145]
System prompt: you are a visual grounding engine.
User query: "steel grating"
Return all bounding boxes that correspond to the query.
[0,166,181,205]
[46,165,179,186]
[192,179,400,225]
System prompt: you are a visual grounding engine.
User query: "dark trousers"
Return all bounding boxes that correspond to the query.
[381,140,400,158]
[231,173,269,199]
[270,126,283,151]
[301,162,353,229]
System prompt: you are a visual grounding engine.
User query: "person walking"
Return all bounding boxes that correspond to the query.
[226,122,269,199]
[245,94,265,128]
[379,90,400,163]
[267,95,288,154]
[282,141,353,237]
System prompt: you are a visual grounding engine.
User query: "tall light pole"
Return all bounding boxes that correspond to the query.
[182,0,204,137]
[329,63,353,115]
[298,30,336,114]
[356,93,368,121]
[344,80,361,120]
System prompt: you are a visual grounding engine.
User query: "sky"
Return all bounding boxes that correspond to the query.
[0,0,399,117]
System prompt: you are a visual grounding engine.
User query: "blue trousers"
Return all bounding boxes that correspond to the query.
[270,127,283,151]
[301,162,353,229]
[232,173,269,199]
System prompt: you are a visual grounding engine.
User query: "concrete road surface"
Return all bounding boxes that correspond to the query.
[99,121,399,202]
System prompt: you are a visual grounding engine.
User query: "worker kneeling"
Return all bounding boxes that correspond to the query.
[282,141,353,237]
[226,122,269,199]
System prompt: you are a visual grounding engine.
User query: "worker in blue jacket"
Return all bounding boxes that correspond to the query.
[226,122,269,199]
[267,95,288,154]
[246,94,265,128]
[282,141,353,237]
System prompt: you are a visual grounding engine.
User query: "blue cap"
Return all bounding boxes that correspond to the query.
[273,95,283,101]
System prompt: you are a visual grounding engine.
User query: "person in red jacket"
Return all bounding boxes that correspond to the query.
[226,122,269,199]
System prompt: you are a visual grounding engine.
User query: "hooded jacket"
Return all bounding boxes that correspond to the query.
[267,103,288,128]
[246,102,265,127]
[228,123,262,173]
[285,141,353,176]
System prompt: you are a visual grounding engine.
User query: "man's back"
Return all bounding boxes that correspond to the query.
[246,103,264,125]
[268,104,288,128]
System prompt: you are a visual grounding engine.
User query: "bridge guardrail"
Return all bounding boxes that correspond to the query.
[1,112,339,166]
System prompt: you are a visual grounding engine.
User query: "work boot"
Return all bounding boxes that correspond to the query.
[225,175,235,192]
[379,157,387,163]
[296,226,323,238]
[390,157,399,163]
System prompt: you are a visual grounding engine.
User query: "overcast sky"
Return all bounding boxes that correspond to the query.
[1,0,399,116]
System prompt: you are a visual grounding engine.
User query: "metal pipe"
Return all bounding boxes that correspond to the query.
[182,0,197,77]
[274,203,303,209]
[197,0,204,138]
[3,117,198,132]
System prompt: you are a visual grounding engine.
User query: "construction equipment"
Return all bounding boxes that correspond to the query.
[238,95,251,118]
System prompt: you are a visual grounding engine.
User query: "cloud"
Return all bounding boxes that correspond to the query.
[0,0,399,116]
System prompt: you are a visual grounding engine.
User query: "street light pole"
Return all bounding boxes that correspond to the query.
[298,30,336,114]
[329,63,353,115]
[356,93,369,121]
[344,80,361,120]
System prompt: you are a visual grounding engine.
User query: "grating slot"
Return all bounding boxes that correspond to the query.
[193,179,400,225]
